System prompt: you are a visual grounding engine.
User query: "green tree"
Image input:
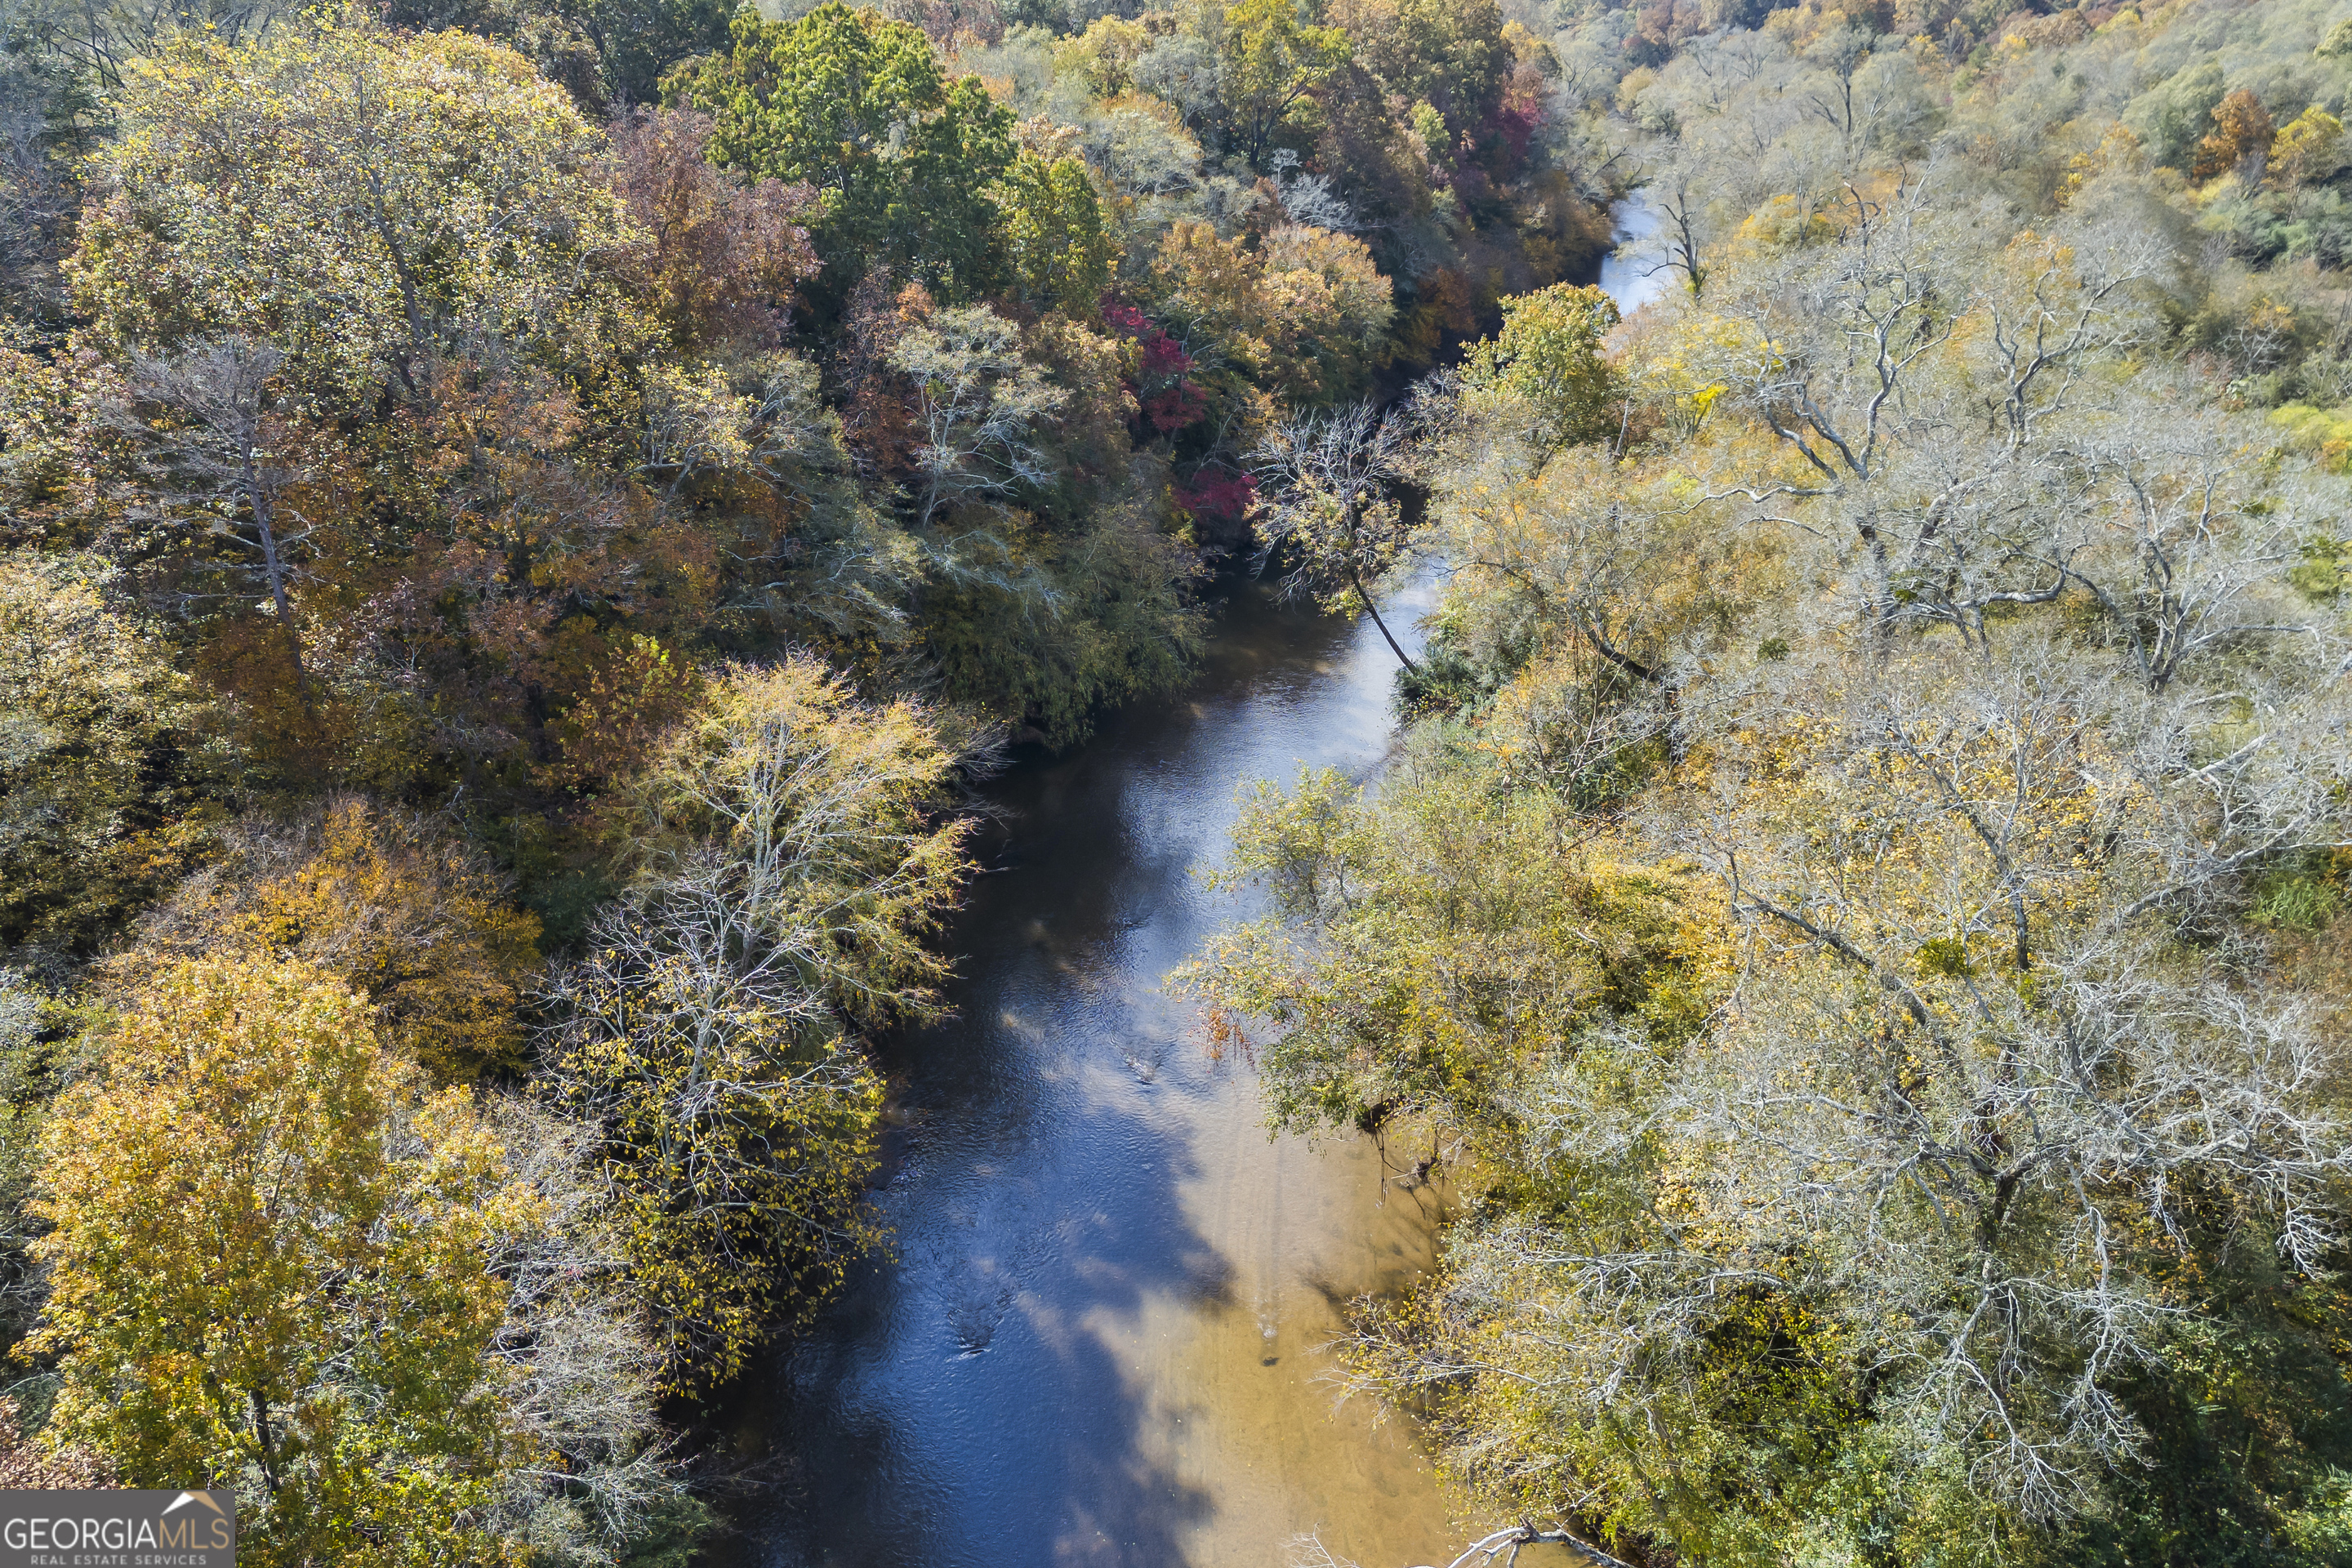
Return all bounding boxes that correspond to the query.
[994,151,1116,315]
[682,3,1017,300]
[1337,0,1508,142]
[29,956,540,1568]
[1459,282,1623,452]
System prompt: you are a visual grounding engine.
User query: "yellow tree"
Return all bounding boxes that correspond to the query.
[63,11,662,765]
[0,551,216,953]
[124,795,544,1080]
[1259,224,1394,402]
[68,12,647,408]
[29,957,541,1568]
[2267,105,2345,190]
[1459,282,1624,453]
[1214,0,1350,169]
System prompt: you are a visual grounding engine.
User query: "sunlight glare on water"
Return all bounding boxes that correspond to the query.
[1598,193,1669,314]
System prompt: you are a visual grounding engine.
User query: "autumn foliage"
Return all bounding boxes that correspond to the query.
[0,0,1612,1554]
[31,959,537,1566]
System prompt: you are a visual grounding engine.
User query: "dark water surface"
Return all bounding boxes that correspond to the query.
[724,576,1497,1567]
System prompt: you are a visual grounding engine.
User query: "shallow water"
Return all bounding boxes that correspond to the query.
[722,575,1499,1568]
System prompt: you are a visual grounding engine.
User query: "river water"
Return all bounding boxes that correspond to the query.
[725,226,1659,1568]
[726,576,1489,1568]
[1599,193,1668,314]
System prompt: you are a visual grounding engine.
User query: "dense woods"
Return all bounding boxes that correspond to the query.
[1178,2,2352,1564]
[3,0,2350,1557]
[0,0,1604,1557]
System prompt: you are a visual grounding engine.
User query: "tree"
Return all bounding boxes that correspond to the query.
[1458,282,1623,453]
[546,658,977,1390]
[68,13,644,408]
[1641,163,1710,298]
[994,150,1116,316]
[683,3,1018,300]
[607,106,819,354]
[1420,434,1734,751]
[1330,0,1508,144]
[555,0,733,106]
[1249,400,1419,668]
[1214,0,1350,170]
[125,795,544,1080]
[106,339,314,686]
[617,658,978,1031]
[2193,88,2274,182]
[475,1097,701,1565]
[29,956,541,1568]
[2266,104,2345,191]
[886,305,1071,530]
[0,550,215,954]
[1144,219,1277,376]
[542,915,886,1395]
[1259,224,1394,401]
[1173,759,1687,1137]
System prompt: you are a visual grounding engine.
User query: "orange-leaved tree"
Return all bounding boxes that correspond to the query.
[123,796,543,1080]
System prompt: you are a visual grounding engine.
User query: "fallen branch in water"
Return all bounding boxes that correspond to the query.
[1414,1521,1637,1568]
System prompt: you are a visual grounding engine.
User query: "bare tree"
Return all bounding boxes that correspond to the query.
[1250,399,1420,670]
[481,1098,686,1563]
[886,304,1069,531]
[109,337,314,683]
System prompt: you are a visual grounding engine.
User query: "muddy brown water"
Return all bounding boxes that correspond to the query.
[714,573,1536,1568]
[719,225,1664,1561]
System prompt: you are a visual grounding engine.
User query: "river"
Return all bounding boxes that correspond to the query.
[722,220,1659,1568]
[1599,192,1668,313]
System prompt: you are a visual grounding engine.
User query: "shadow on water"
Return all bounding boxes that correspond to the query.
[711,219,1654,1568]
[710,577,1481,1568]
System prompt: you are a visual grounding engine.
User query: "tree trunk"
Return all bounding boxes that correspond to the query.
[1349,564,1418,672]
[243,452,309,694]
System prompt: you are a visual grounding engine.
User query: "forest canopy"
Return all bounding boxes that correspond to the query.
[7,0,2352,1559]
[1178,2,2352,1564]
